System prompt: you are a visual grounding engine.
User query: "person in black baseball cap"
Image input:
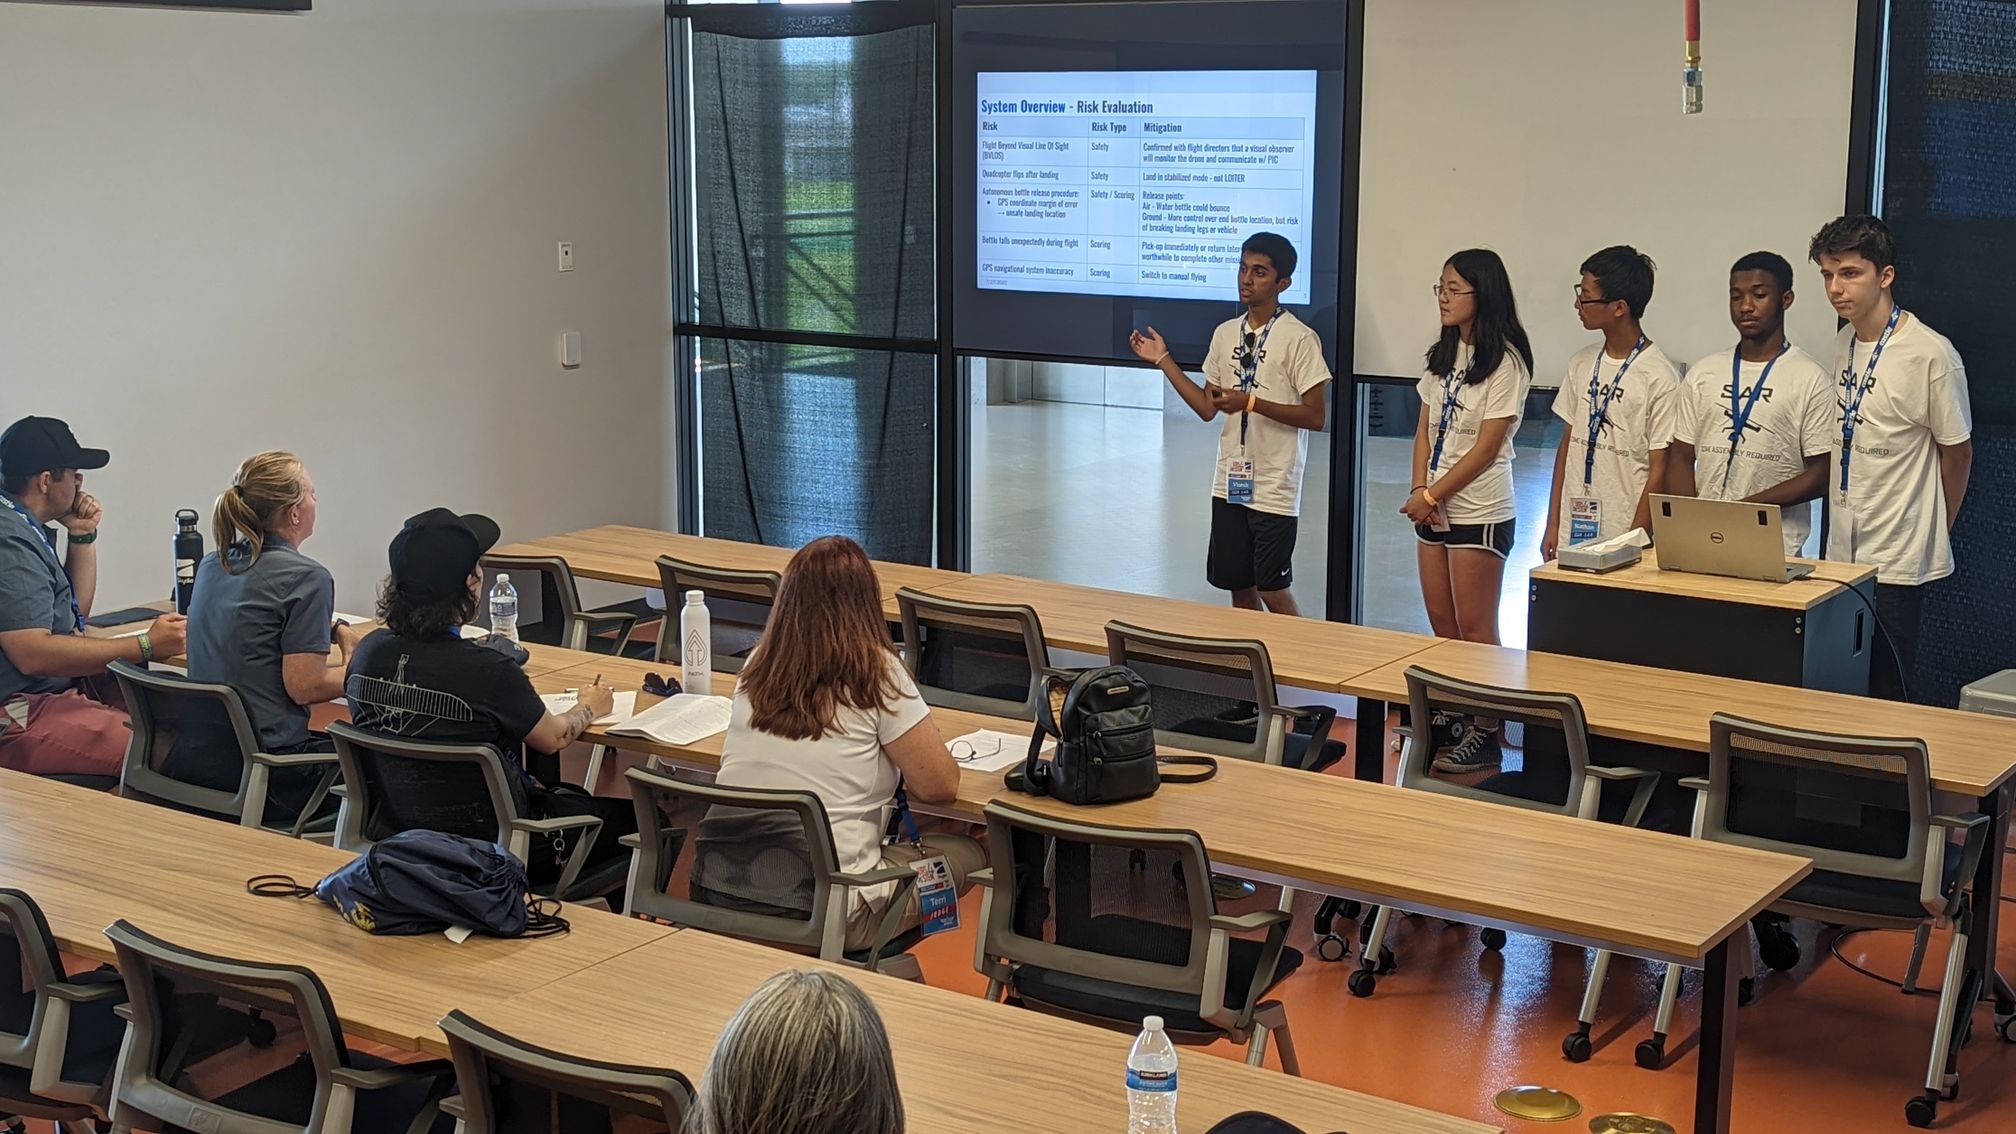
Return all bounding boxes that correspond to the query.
[348,507,633,892]
[0,416,188,780]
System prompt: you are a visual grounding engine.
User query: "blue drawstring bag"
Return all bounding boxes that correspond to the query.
[249,830,569,938]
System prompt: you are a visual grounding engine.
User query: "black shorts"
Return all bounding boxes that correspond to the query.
[1207,498,1298,592]
[1414,517,1516,559]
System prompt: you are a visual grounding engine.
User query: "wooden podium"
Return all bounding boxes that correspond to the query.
[1527,548,1878,693]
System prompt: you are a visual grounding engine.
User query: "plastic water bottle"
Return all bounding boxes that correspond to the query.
[680,590,712,695]
[489,573,520,643]
[1126,1015,1177,1134]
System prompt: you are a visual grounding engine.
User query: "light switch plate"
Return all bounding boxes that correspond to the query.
[559,331,581,368]
[557,242,574,272]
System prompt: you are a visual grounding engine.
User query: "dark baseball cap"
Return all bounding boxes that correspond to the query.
[387,508,501,603]
[0,417,111,480]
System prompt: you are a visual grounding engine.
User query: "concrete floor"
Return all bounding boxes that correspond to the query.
[971,400,1559,646]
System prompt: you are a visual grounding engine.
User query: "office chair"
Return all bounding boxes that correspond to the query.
[895,586,1049,718]
[0,889,125,1134]
[651,557,779,674]
[438,1009,694,1134]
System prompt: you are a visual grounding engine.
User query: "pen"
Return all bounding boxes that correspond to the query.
[592,673,601,687]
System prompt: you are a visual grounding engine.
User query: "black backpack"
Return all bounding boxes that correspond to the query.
[1006,666,1214,805]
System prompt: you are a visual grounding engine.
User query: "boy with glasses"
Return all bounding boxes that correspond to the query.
[1542,246,1682,561]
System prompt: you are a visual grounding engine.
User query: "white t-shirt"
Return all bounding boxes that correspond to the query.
[1201,309,1333,517]
[716,654,930,914]
[1551,341,1682,546]
[1825,315,1972,585]
[1416,344,1530,524]
[1676,344,1835,555]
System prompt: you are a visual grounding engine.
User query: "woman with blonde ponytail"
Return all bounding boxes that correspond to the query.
[180,452,357,822]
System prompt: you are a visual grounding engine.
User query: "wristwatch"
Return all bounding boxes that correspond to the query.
[67,530,97,545]
[137,632,154,664]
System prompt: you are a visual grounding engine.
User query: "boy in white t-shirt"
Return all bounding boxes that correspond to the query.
[1130,233,1332,615]
[1809,214,1972,702]
[1543,245,1681,561]
[1669,251,1835,556]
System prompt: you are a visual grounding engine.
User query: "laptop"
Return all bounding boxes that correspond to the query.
[1649,495,1816,583]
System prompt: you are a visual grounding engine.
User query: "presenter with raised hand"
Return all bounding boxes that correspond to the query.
[1129,233,1331,616]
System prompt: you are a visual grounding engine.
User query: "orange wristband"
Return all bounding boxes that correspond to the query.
[1246,390,1258,413]
[1422,487,1439,508]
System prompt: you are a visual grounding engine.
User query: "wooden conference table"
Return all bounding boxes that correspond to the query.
[532,648,1809,1134]
[0,771,1492,1134]
[469,929,1502,1134]
[1354,636,2016,1078]
[502,525,1444,777]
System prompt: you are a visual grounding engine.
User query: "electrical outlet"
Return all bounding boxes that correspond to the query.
[557,242,574,272]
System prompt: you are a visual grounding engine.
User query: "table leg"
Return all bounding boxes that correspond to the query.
[1969,784,2011,1017]
[1353,698,1387,783]
[1696,936,1738,1134]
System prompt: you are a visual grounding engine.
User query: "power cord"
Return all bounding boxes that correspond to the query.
[1827,927,1940,994]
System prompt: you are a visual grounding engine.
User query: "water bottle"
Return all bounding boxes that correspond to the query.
[680,590,712,696]
[172,509,203,614]
[1126,1015,1178,1134]
[489,573,520,643]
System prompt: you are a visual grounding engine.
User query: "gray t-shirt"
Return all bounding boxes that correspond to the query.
[185,538,335,751]
[0,494,79,701]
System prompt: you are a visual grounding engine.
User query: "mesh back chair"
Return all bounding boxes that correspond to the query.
[326,723,625,905]
[1103,622,1342,773]
[622,768,922,977]
[109,661,340,838]
[650,557,779,674]
[1363,667,1656,1052]
[102,920,453,1134]
[479,555,652,657]
[438,1010,693,1134]
[972,802,1302,1073]
[0,890,126,1132]
[1632,715,1988,1127]
[895,586,1048,718]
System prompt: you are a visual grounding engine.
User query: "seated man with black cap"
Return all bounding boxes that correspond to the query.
[346,508,636,896]
[0,416,188,779]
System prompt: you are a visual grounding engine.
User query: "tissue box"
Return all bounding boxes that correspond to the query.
[1556,543,1644,573]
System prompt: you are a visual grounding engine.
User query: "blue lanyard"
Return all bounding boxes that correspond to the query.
[1838,306,1903,496]
[1235,308,1284,448]
[1722,340,1788,491]
[1427,352,1473,474]
[1583,337,1646,487]
[0,493,84,633]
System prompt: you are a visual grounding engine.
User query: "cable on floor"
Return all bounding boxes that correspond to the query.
[1827,927,1939,994]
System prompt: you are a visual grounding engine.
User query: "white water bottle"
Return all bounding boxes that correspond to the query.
[488,573,520,643]
[679,590,712,695]
[1126,1015,1177,1134]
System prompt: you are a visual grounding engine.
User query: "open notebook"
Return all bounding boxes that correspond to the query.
[538,691,638,727]
[605,693,733,745]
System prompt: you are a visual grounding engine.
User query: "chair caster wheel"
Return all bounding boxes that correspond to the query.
[1561,1031,1593,1063]
[1905,1094,1937,1127]
[1348,969,1378,998]
[1737,977,1756,1007]
[1997,1013,2016,1043]
[1480,927,1507,951]
[1128,849,1146,872]
[1373,946,1396,974]
[1315,934,1350,962]
[1335,899,1362,921]
[1634,1038,1666,1069]
[1758,928,1800,972]
[1943,1077,1960,1102]
[248,1015,278,1048]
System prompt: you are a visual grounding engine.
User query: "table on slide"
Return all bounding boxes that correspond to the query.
[0,770,1493,1134]
[538,648,1809,1134]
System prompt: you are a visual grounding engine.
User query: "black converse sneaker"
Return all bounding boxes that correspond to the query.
[1432,722,1503,774]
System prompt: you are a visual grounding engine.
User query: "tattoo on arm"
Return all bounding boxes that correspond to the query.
[561,703,596,744]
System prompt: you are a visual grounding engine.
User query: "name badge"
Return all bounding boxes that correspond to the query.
[1429,504,1451,533]
[1225,458,1256,506]
[1568,496,1602,545]
[908,854,959,936]
[1827,493,1857,563]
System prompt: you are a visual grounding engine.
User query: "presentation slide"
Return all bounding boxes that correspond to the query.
[975,70,1318,305]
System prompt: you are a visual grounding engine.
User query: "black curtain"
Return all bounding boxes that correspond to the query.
[683,1,938,564]
[1879,0,2016,704]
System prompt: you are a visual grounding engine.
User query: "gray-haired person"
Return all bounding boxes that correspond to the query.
[691,970,904,1134]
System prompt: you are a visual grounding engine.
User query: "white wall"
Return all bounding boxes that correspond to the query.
[1357,0,1858,383]
[0,0,671,613]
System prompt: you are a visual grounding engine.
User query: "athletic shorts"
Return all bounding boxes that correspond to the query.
[1207,498,1297,592]
[1414,517,1516,559]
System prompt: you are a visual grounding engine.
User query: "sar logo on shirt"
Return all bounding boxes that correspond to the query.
[1837,368,1876,426]
[1585,379,1628,440]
